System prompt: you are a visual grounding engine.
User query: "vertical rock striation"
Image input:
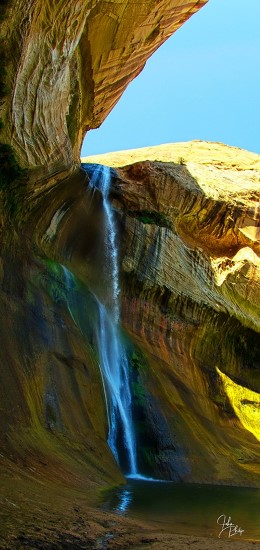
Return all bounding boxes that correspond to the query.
[83,141,260,485]
[0,0,207,180]
[0,0,209,496]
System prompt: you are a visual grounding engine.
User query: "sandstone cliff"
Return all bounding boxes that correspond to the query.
[0,139,259,545]
[0,3,214,545]
[0,0,207,181]
[84,141,260,485]
[1,0,260,546]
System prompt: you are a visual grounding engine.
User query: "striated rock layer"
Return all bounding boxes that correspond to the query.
[0,0,207,181]
[0,140,259,544]
[84,141,260,485]
[3,0,260,543]
[0,3,215,542]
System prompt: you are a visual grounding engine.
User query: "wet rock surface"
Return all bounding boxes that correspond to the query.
[85,141,260,486]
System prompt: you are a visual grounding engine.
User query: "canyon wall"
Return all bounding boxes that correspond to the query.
[0,0,208,501]
[0,0,207,181]
[1,0,260,544]
[0,140,259,544]
[85,141,260,485]
[1,139,259,509]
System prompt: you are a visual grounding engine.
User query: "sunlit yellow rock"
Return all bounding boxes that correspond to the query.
[217,367,260,443]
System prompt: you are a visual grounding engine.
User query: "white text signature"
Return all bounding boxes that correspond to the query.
[217,515,244,538]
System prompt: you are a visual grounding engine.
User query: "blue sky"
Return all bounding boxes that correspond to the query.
[81,0,260,156]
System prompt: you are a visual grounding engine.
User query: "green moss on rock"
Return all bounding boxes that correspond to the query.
[128,209,172,229]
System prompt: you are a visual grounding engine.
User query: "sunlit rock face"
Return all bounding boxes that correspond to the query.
[85,141,260,485]
[0,0,207,179]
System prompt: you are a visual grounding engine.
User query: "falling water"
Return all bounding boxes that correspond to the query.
[87,164,138,476]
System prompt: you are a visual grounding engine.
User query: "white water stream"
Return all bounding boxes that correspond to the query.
[88,165,138,476]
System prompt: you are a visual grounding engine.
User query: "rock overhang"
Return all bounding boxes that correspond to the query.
[0,0,208,181]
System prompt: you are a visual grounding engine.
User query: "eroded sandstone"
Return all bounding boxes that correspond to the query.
[84,141,260,485]
[0,0,207,180]
[0,139,259,544]
[0,0,259,543]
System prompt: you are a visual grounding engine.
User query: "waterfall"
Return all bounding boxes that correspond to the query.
[86,164,138,476]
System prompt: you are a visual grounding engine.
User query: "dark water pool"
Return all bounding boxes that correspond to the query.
[101,479,260,541]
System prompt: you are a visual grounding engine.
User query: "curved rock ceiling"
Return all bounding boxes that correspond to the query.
[0,0,207,177]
